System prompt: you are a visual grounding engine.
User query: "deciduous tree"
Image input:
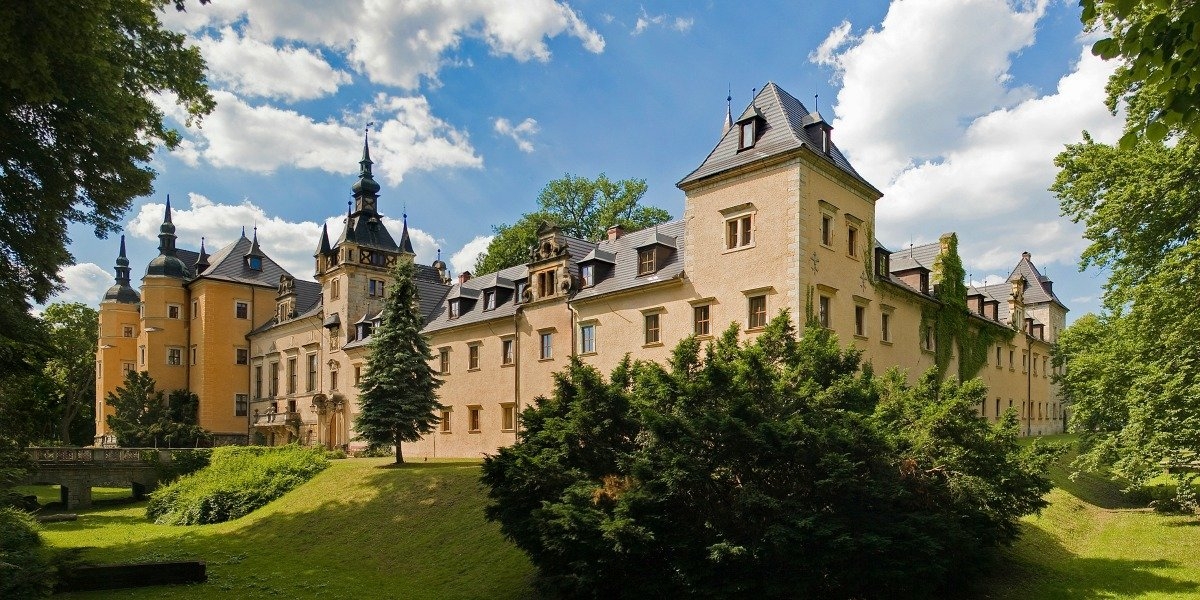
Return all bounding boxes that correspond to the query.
[39,303,99,444]
[105,371,208,448]
[354,260,443,464]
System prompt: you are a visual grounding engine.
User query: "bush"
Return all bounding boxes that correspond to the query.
[147,445,328,525]
[0,507,54,599]
[1139,473,1200,513]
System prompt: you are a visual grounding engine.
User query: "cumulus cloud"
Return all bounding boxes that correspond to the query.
[194,27,352,101]
[632,9,693,35]
[811,0,1121,284]
[163,0,604,89]
[450,235,495,276]
[493,117,539,152]
[52,263,115,307]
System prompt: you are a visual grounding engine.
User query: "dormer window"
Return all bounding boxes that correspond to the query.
[638,248,657,275]
[449,299,460,319]
[483,291,496,310]
[580,264,594,287]
[515,281,528,303]
[247,256,262,271]
[740,120,756,150]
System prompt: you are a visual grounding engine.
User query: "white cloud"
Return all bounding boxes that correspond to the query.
[450,235,495,276]
[809,20,852,67]
[494,117,539,152]
[52,263,115,307]
[632,9,693,35]
[164,0,604,89]
[194,27,352,102]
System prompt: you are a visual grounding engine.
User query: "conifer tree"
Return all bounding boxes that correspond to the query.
[355,260,443,464]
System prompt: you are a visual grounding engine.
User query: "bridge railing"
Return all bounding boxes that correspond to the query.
[27,447,176,464]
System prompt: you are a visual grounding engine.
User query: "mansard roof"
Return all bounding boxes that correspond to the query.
[572,220,686,302]
[677,82,877,193]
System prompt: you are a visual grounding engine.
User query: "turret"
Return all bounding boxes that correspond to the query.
[145,196,189,278]
[102,235,140,303]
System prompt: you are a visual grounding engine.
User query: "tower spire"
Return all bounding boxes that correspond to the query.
[158,195,177,256]
[398,212,415,256]
[351,123,381,212]
[195,236,210,272]
[723,85,733,134]
[114,234,131,285]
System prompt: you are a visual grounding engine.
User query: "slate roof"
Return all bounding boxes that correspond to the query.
[333,213,400,253]
[888,241,940,272]
[191,236,291,288]
[422,264,529,334]
[677,82,877,192]
[573,220,686,302]
[1008,255,1066,309]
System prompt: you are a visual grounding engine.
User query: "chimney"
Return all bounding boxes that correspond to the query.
[457,271,472,285]
[606,225,625,241]
[1022,251,1031,261]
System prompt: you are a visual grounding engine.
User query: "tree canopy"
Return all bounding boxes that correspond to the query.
[106,371,209,448]
[472,174,670,275]
[0,1,213,371]
[483,315,1053,598]
[354,259,444,463]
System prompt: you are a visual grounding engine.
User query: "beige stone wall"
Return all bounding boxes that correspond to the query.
[248,315,325,446]
[137,275,190,394]
[95,301,140,443]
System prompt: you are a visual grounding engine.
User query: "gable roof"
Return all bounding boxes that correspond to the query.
[677,82,877,192]
[1008,254,1067,309]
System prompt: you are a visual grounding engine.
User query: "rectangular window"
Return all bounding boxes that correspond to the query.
[923,324,935,351]
[235,394,249,417]
[484,291,496,310]
[192,300,198,319]
[881,312,892,342]
[821,215,833,246]
[725,215,753,249]
[122,361,135,373]
[439,348,450,374]
[448,300,460,319]
[740,120,756,148]
[996,346,1002,368]
[168,304,181,319]
[330,369,339,390]
[1022,351,1028,373]
[167,347,182,366]
[580,324,596,354]
[122,325,135,337]
[440,409,451,432]
[515,281,528,303]
[369,278,385,297]
[236,301,249,319]
[1009,350,1015,370]
[140,345,146,365]
[255,366,263,399]
[190,346,197,365]
[694,305,711,336]
[855,305,866,337]
[638,249,656,275]
[468,406,481,432]
[540,332,553,360]
[501,339,514,365]
[354,365,362,386]
[501,403,516,431]
[287,358,297,394]
[580,264,594,287]
[237,348,249,365]
[847,225,858,257]
[1032,353,1038,376]
[749,295,767,329]
[1043,357,1048,377]
[468,344,480,370]
[995,398,1001,418]
[269,362,278,396]
[307,354,317,391]
[818,295,831,329]
[644,313,661,345]
[331,279,340,300]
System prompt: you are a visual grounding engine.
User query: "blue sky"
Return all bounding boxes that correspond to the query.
[58,0,1121,321]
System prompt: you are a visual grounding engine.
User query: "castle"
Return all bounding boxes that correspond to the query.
[95,82,1066,452]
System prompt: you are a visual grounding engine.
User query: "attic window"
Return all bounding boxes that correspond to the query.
[638,248,657,275]
[483,291,496,310]
[247,256,262,271]
[739,120,756,150]
[580,264,595,287]
[448,299,460,319]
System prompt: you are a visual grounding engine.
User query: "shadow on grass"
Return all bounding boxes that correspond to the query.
[980,521,1199,599]
[52,462,539,600]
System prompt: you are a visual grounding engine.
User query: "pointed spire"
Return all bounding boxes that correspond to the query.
[104,234,140,303]
[247,227,265,257]
[352,124,381,202]
[723,86,733,134]
[114,234,131,285]
[241,225,247,239]
[157,195,177,256]
[195,237,210,272]
[398,213,415,255]
[316,222,332,256]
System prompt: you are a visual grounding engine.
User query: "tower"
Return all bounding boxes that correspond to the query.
[95,235,141,445]
[139,196,191,395]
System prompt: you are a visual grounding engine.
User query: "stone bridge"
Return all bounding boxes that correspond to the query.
[23,447,184,510]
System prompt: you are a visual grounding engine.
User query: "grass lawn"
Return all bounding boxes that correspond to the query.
[30,436,1200,599]
[35,458,538,600]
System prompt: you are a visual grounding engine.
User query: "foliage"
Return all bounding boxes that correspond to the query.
[38,303,98,444]
[1053,132,1200,506]
[354,260,443,464]
[146,445,329,525]
[105,371,210,448]
[0,507,54,599]
[482,313,1052,599]
[0,1,213,373]
[1082,0,1200,145]
[473,173,670,275]
[152,448,213,484]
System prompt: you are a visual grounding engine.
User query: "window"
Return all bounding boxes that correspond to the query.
[468,406,481,432]
[638,249,656,275]
[369,278,386,297]
[1032,354,1038,376]
[167,347,182,365]
[644,313,660,345]
[1043,357,1048,378]
[515,281,528,303]
[468,344,480,370]
[501,339,514,365]
[818,295,831,329]
[855,305,866,337]
[448,300,460,319]
[122,325,135,337]
[237,348,248,365]
[235,394,249,417]
[580,324,596,354]
[140,345,146,365]
[995,398,1001,418]
[501,403,516,431]
[440,409,452,432]
[847,225,858,257]
[354,365,362,386]
[307,354,317,391]
[537,270,556,298]
[269,362,279,396]
[996,346,1002,368]
[1022,351,1028,373]
[749,295,767,329]
[881,312,892,342]
[1009,350,1015,370]
[255,366,263,399]
[235,301,248,319]
[821,215,833,246]
[330,369,339,390]
[330,279,340,300]
[580,264,595,287]
[190,346,197,365]
[122,361,135,373]
[287,358,297,394]
[288,399,297,414]
[192,300,198,319]
[725,215,753,250]
[739,120,756,149]
[694,305,711,336]
[168,304,181,319]
[484,291,496,310]
[540,332,553,360]
[248,256,262,271]
[439,348,450,374]
[923,324,935,352]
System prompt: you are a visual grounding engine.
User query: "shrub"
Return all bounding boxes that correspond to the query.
[0,507,54,599]
[1139,473,1200,513]
[147,445,328,525]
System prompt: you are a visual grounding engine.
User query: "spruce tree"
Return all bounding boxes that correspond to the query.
[355,259,443,463]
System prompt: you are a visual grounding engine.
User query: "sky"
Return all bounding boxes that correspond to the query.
[55,0,1123,321]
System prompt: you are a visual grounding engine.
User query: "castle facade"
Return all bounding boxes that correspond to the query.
[96,83,1066,452]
